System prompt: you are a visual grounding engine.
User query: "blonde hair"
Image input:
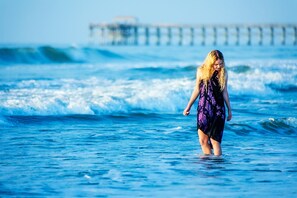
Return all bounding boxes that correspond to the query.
[197,50,226,91]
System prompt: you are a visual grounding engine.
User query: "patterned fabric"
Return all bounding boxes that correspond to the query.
[197,71,225,143]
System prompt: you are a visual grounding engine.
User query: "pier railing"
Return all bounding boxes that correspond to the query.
[89,23,297,46]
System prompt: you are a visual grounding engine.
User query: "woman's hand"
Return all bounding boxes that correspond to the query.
[227,111,232,121]
[183,107,191,116]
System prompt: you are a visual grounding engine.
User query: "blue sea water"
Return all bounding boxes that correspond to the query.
[0,44,297,197]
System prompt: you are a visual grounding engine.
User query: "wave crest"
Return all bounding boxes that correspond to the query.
[261,117,297,134]
[0,46,124,64]
[0,78,192,116]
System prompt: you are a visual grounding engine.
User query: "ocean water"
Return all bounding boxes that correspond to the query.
[0,44,297,197]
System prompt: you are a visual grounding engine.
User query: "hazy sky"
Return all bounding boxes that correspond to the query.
[0,0,296,44]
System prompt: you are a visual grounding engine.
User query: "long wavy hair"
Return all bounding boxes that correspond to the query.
[198,50,226,91]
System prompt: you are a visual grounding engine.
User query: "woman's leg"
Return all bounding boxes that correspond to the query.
[198,129,212,155]
[210,138,222,156]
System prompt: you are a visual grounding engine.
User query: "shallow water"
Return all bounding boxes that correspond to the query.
[0,45,297,197]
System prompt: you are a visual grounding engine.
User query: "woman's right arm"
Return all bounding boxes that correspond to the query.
[183,69,201,116]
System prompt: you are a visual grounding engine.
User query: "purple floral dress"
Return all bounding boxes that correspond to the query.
[197,71,225,143]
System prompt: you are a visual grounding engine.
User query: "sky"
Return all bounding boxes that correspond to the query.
[0,0,296,45]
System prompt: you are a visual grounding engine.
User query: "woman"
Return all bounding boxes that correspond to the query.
[183,50,232,156]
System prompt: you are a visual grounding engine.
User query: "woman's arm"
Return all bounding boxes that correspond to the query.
[223,73,232,121]
[183,69,201,116]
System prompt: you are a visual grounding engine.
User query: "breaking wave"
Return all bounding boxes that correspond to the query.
[0,45,124,64]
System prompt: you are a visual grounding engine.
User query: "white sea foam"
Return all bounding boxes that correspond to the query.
[0,77,193,116]
[229,69,281,93]
[103,169,122,182]
[227,61,297,94]
[84,174,91,180]
[163,126,182,134]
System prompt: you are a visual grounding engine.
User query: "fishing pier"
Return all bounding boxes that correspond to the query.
[89,17,297,46]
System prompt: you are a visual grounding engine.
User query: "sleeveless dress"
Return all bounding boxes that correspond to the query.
[197,71,225,143]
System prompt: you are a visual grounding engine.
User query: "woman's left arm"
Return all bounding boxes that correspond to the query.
[223,74,232,121]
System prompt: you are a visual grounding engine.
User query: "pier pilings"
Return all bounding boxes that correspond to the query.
[89,23,297,46]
